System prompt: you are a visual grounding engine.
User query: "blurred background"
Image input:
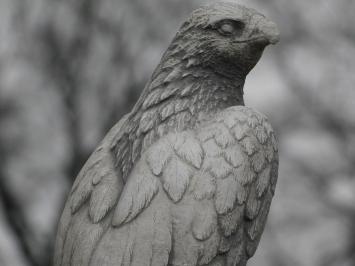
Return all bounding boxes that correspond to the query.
[0,0,354,265]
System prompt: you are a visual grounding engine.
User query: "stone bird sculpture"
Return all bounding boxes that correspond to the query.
[54,2,280,266]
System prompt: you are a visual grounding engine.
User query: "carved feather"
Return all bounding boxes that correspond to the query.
[192,170,215,200]
[112,162,159,227]
[198,229,220,265]
[70,176,92,214]
[173,134,203,169]
[192,199,217,241]
[142,88,165,110]
[213,124,235,149]
[251,149,266,173]
[206,156,233,180]
[146,138,172,176]
[219,205,244,237]
[223,145,244,168]
[215,175,239,215]
[162,156,193,202]
[89,172,122,223]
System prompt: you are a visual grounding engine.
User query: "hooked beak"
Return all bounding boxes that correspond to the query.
[259,20,280,45]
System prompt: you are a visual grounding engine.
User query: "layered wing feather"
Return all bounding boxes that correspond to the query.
[54,106,278,266]
[54,116,128,266]
[54,113,173,266]
[162,106,278,266]
[209,106,278,264]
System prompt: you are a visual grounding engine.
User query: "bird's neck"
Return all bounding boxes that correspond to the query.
[129,55,245,147]
[114,46,246,179]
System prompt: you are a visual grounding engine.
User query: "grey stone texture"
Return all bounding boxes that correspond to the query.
[54,2,279,266]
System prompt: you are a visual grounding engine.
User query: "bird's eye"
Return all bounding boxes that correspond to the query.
[219,23,234,35]
[217,20,245,36]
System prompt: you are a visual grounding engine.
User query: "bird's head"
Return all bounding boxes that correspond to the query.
[136,2,280,131]
[170,2,280,77]
[128,3,280,159]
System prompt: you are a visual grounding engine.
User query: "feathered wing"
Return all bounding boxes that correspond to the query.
[54,106,278,266]
[53,111,174,266]
[158,105,279,266]
[53,115,129,266]
[203,106,278,265]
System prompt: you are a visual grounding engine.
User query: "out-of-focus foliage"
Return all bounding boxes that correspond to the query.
[0,0,353,265]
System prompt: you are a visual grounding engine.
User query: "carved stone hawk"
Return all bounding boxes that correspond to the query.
[54,2,280,266]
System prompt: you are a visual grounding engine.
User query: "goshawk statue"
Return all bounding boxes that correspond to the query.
[54,2,280,266]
